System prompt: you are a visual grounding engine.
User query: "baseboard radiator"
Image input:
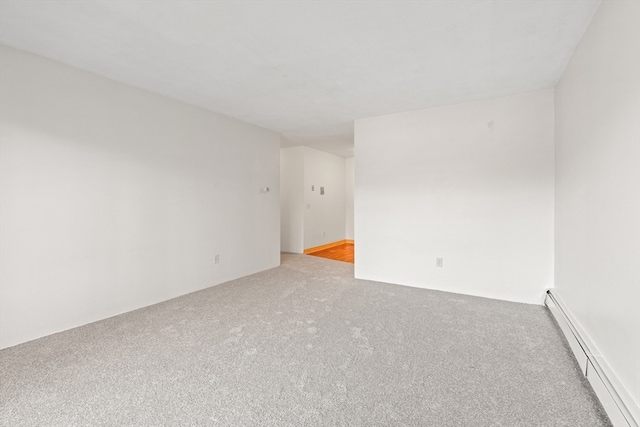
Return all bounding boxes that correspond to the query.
[545,289,638,427]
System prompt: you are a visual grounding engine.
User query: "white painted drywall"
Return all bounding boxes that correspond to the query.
[280,146,347,251]
[554,0,640,413]
[354,90,554,305]
[345,157,354,241]
[0,45,281,349]
[303,147,346,249]
[280,146,305,253]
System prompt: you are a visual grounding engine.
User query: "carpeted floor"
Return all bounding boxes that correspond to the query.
[1,253,610,426]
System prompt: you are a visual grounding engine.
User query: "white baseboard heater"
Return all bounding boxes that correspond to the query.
[545,289,638,427]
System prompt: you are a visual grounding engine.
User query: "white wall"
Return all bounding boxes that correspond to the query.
[280,147,304,253]
[303,147,346,249]
[0,45,281,349]
[355,90,554,305]
[280,147,347,252]
[345,157,354,241]
[554,0,639,412]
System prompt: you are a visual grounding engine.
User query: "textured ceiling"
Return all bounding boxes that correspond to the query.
[0,1,600,157]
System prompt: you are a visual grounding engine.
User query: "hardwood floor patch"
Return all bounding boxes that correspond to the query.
[308,243,354,264]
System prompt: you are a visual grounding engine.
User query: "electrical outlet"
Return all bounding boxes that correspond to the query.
[436,257,443,268]
[215,254,220,264]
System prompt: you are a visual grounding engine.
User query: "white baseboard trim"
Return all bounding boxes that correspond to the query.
[545,289,638,427]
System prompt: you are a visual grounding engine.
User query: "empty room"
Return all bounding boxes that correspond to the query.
[1,1,638,426]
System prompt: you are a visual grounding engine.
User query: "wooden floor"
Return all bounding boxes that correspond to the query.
[308,243,354,263]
